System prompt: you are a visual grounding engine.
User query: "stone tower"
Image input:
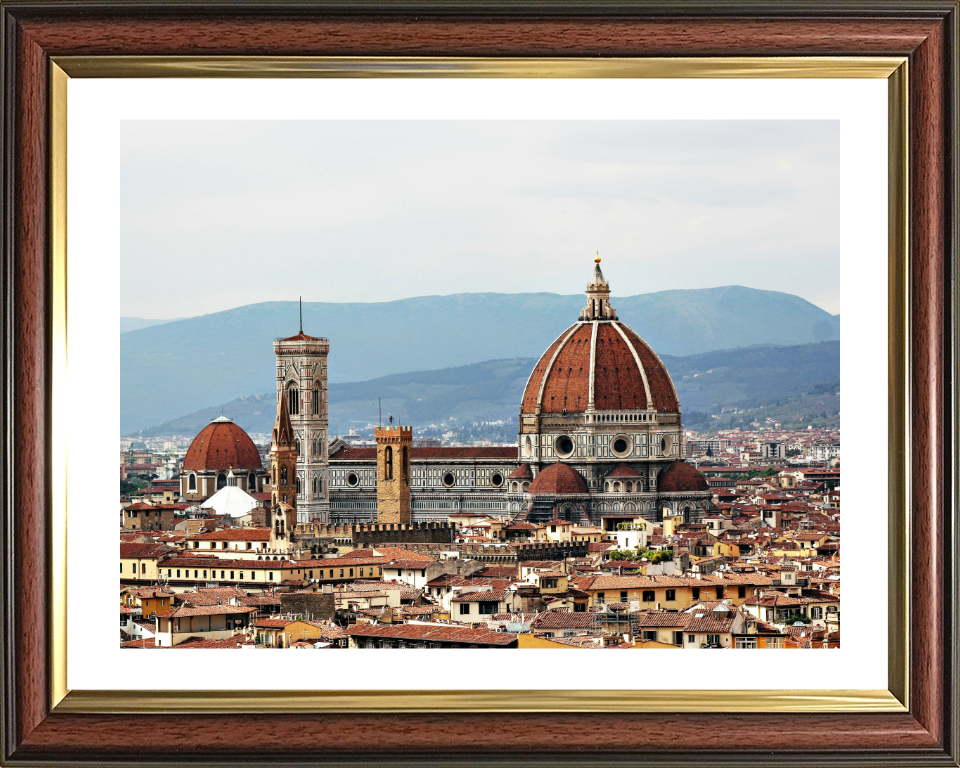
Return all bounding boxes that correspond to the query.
[268,389,297,547]
[375,425,412,524]
[273,317,330,524]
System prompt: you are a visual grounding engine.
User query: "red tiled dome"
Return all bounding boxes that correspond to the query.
[529,462,589,495]
[657,461,709,493]
[183,417,263,472]
[508,463,533,480]
[607,463,641,478]
[521,321,679,415]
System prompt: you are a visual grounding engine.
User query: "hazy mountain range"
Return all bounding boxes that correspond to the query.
[121,286,840,435]
[131,340,840,438]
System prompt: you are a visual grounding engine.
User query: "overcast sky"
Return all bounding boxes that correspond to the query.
[120,120,840,318]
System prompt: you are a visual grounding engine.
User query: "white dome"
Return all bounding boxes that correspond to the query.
[199,485,260,518]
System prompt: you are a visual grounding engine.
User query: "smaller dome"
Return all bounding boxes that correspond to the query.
[607,463,641,478]
[657,461,710,493]
[529,462,588,495]
[183,418,263,472]
[508,464,533,480]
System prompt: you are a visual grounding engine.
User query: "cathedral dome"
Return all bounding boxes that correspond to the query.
[529,462,589,495]
[183,416,263,472]
[520,259,679,416]
[657,460,710,493]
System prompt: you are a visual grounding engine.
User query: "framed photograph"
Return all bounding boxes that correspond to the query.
[1,1,957,766]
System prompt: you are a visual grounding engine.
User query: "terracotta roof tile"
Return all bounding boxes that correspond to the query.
[182,419,263,472]
[344,624,517,646]
[529,462,588,495]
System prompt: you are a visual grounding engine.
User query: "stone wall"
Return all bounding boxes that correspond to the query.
[354,522,455,547]
[280,592,335,622]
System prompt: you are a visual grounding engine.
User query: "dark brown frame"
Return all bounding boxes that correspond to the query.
[2,2,958,765]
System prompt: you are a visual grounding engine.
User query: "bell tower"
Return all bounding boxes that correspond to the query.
[375,423,412,524]
[268,389,297,547]
[273,303,330,523]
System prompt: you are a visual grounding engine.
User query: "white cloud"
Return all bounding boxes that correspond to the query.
[120,120,840,317]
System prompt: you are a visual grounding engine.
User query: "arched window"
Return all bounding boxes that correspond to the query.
[188,473,196,491]
[296,477,301,495]
[313,477,319,496]
[295,439,301,456]
[281,467,288,485]
[401,446,409,482]
[313,387,319,414]
[384,446,393,480]
[289,387,299,416]
[216,472,227,490]
[248,472,256,491]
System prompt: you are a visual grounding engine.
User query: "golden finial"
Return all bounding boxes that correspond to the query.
[595,250,601,264]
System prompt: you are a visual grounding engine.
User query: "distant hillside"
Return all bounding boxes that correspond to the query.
[132,341,839,438]
[120,286,839,433]
[120,316,184,334]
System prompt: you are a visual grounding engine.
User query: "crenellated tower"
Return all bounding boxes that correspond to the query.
[375,424,412,524]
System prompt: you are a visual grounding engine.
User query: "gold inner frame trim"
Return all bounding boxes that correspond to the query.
[49,56,909,715]
[58,688,903,715]
[53,55,905,78]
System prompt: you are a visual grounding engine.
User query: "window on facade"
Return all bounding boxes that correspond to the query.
[688,635,695,643]
[203,570,207,578]
[339,569,344,578]
[811,606,823,619]
[715,586,724,599]
[620,591,628,602]
[384,446,393,480]
[295,439,300,456]
[188,474,196,491]
[269,572,273,580]
[692,587,700,600]
[296,477,301,495]
[738,586,747,598]
[459,603,470,615]
[216,473,227,490]
[281,467,288,485]
[313,387,319,414]
[642,590,655,602]
[736,637,758,649]
[289,387,299,415]
[479,602,497,615]
[349,569,354,577]
[665,589,676,602]
[706,634,721,646]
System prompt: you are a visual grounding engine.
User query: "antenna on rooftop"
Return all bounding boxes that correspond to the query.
[379,398,382,427]
[299,296,303,334]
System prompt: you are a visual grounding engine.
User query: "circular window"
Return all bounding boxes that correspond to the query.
[346,472,359,487]
[555,435,575,458]
[490,472,504,488]
[661,436,670,455]
[611,435,632,457]
[442,472,456,487]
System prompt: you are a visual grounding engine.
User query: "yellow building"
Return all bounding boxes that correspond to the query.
[582,573,772,610]
[120,542,175,582]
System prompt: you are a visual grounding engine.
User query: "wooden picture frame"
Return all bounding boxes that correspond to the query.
[1,1,957,765]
